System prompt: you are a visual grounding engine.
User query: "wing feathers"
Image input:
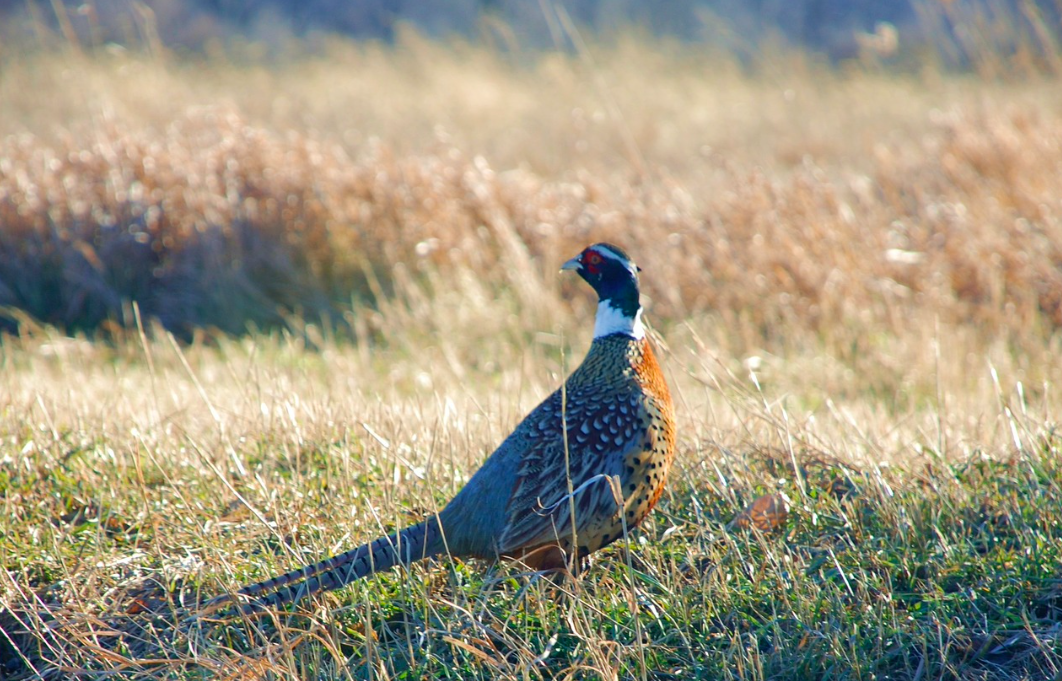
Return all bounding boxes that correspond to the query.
[497,389,646,554]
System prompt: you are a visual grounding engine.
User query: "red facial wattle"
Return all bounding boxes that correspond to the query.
[584,250,603,275]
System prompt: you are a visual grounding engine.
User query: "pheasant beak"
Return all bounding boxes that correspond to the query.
[560,255,582,272]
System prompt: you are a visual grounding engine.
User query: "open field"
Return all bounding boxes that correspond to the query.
[2,35,1062,679]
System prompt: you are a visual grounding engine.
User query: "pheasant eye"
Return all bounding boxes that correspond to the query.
[583,251,603,274]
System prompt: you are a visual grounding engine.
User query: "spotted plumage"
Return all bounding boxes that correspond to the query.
[495,334,674,569]
[206,243,676,614]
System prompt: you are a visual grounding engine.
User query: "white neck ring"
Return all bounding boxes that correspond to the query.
[594,301,645,340]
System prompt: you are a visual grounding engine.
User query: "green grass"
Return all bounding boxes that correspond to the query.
[1,323,1059,680]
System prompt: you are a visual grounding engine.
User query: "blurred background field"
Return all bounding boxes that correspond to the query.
[4,33,1062,348]
[2,2,1062,679]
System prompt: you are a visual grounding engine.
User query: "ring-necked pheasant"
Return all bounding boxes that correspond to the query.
[210,243,676,613]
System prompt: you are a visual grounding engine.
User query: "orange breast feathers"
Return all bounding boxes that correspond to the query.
[634,339,675,421]
[633,338,676,492]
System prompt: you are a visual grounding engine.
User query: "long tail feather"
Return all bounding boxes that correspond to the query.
[207,517,445,615]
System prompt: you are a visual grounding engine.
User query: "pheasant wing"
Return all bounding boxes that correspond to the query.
[496,387,647,555]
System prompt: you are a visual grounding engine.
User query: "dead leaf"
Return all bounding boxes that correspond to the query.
[731,493,789,532]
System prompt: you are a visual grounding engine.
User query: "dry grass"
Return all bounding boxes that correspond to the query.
[1,33,1061,680]
[2,36,1062,345]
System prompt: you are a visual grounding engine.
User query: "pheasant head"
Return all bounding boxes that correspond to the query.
[561,243,644,340]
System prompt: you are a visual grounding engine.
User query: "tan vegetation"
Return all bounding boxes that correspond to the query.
[1,34,1061,679]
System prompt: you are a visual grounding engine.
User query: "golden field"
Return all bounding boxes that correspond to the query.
[1,34,1061,679]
